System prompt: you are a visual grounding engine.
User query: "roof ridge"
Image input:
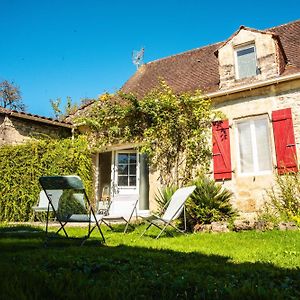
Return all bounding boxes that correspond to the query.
[0,106,72,125]
[265,18,300,31]
[146,19,300,67]
[145,41,224,66]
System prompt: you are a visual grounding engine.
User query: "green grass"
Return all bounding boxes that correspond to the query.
[0,223,299,299]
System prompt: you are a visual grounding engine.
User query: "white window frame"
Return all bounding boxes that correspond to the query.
[234,44,258,79]
[111,150,139,195]
[234,115,273,177]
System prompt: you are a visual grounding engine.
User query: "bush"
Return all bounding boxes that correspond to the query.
[186,176,237,231]
[265,172,300,225]
[0,136,92,222]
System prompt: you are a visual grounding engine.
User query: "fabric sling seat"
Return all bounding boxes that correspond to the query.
[140,185,196,239]
[99,195,138,233]
[32,190,63,221]
[39,175,105,245]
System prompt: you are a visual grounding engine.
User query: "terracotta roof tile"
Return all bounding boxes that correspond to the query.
[270,20,300,70]
[0,107,73,128]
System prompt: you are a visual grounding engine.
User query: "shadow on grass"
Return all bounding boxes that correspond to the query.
[0,224,105,249]
[0,226,299,299]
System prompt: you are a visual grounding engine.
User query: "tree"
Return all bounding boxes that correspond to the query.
[50,96,78,120]
[0,80,25,112]
[50,96,95,120]
[79,81,222,186]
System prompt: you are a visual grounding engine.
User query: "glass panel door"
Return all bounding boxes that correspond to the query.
[112,151,139,195]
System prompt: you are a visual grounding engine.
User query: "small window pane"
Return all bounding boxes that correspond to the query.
[118,164,128,175]
[118,176,128,186]
[129,154,137,163]
[118,154,128,164]
[129,176,136,186]
[129,164,136,175]
[236,46,257,79]
[237,121,254,173]
[237,47,254,57]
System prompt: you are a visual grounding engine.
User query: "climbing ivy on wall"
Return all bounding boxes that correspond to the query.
[79,81,222,186]
[0,136,92,222]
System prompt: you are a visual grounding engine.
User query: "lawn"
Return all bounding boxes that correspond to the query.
[0,223,299,299]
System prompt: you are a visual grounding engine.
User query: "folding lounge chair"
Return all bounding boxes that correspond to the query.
[39,175,105,245]
[32,190,63,220]
[99,195,138,233]
[140,185,196,239]
[97,185,111,215]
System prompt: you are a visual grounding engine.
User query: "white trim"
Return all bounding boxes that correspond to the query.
[112,150,140,196]
[99,143,142,152]
[234,44,257,80]
[95,154,100,202]
[235,115,273,177]
[206,72,300,99]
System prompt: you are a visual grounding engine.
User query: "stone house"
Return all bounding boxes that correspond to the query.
[69,20,300,220]
[0,107,72,145]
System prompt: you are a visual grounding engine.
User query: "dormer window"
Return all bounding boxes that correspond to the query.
[235,44,257,79]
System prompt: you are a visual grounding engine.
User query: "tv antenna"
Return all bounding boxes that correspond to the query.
[132,47,144,69]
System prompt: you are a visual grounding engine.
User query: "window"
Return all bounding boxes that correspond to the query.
[235,117,272,175]
[117,152,137,187]
[235,44,257,79]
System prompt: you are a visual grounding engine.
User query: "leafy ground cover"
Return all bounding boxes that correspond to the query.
[0,223,299,299]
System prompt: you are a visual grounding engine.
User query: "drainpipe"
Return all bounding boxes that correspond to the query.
[71,127,75,140]
[139,153,150,215]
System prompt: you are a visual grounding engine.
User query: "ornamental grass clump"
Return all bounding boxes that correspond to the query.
[186,176,237,231]
[154,185,178,214]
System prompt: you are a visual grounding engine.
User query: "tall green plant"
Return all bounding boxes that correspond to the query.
[79,81,222,186]
[266,173,300,225]
[0,136,92,222]
[154,185,178,214]
[186,176,236,230]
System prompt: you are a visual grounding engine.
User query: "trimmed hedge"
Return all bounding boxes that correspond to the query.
[0,136,92,222]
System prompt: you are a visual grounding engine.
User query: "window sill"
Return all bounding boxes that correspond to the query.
[236,171,273,177]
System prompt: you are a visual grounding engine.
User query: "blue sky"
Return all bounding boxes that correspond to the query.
[0,0,299,117]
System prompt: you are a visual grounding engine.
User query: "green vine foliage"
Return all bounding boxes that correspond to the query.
[0,136,92,222]
[80,81,221,186]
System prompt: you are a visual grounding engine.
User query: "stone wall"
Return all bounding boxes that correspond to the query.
[0,115,71,146]
[218,28,283,90]
[213,79,300,220]
[115,79,300,220]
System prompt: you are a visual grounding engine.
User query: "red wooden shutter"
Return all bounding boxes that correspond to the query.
[272,108,298,174]
[212,120,232,180]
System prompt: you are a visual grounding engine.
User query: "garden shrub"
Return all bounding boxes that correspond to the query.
[185,176,237,231]
[265,172,300,226]
[0,136,92,222]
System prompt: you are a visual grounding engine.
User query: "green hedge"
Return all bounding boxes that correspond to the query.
[0,136,92,222]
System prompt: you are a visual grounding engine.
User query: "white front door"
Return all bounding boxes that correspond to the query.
[111,150,139,197]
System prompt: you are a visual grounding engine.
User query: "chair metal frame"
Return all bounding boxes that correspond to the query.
[99,197,138,233]
[39,175,105,245]
[140,185,196,239]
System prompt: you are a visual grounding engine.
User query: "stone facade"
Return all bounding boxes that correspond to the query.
[144,26,300,216]
[0,112,72,146]
[217,28,284,90]
[212,77,300,220]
